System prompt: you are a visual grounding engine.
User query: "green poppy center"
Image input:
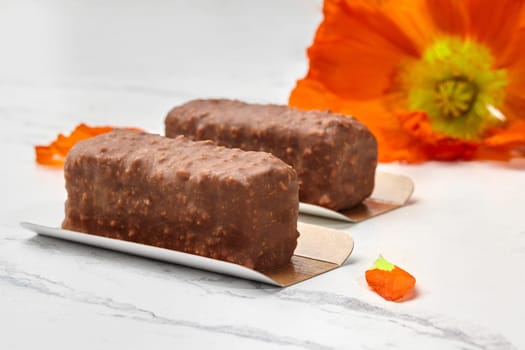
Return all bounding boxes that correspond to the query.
[434,76,478,119]
[405,37,508,140]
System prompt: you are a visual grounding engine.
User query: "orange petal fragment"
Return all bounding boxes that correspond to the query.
[35,123,141,167]
[398,110,479,161]
[484,120,525,149]
[365,255,416,301]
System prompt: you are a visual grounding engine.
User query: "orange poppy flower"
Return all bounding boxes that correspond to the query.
[289,0,525,162]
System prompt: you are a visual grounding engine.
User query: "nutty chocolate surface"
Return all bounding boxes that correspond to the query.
[165,99,378,210]
[62,130,299,271]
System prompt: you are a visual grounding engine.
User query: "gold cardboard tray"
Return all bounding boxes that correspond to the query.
[299,172,414,222]
[20,221,353,287]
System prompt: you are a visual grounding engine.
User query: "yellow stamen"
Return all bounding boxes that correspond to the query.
[434,77,477,119]
[403,37,508,140]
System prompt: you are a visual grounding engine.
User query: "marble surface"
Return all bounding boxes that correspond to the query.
[1,1,524,349]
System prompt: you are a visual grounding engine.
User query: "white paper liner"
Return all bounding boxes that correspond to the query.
[21,221,354,287]
[299,172,414,222]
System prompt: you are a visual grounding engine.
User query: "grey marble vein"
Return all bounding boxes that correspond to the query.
[0,264,331,350]
[274,289,515,350]
[0,254,516,350]
[4,234,515,349]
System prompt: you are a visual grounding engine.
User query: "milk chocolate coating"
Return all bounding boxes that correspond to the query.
[62,130,299,271]
[165,99,377,210]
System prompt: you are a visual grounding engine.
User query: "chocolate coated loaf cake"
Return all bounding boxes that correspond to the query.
[62,130,299,271]
[165,99,377,210]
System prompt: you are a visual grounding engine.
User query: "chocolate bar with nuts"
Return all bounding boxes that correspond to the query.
[62,130,299,271]
[165,99,377,210]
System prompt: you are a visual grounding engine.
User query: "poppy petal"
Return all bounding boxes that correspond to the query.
[466,0,525,55]
[425,0,468,36]
[306,0,422,99]
[484,120,525,148]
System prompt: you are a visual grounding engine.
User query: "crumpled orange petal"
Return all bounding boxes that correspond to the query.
[365,255,416,302]
[35,124,141,167]
[484,120,525,148]
[398,111,479,161]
